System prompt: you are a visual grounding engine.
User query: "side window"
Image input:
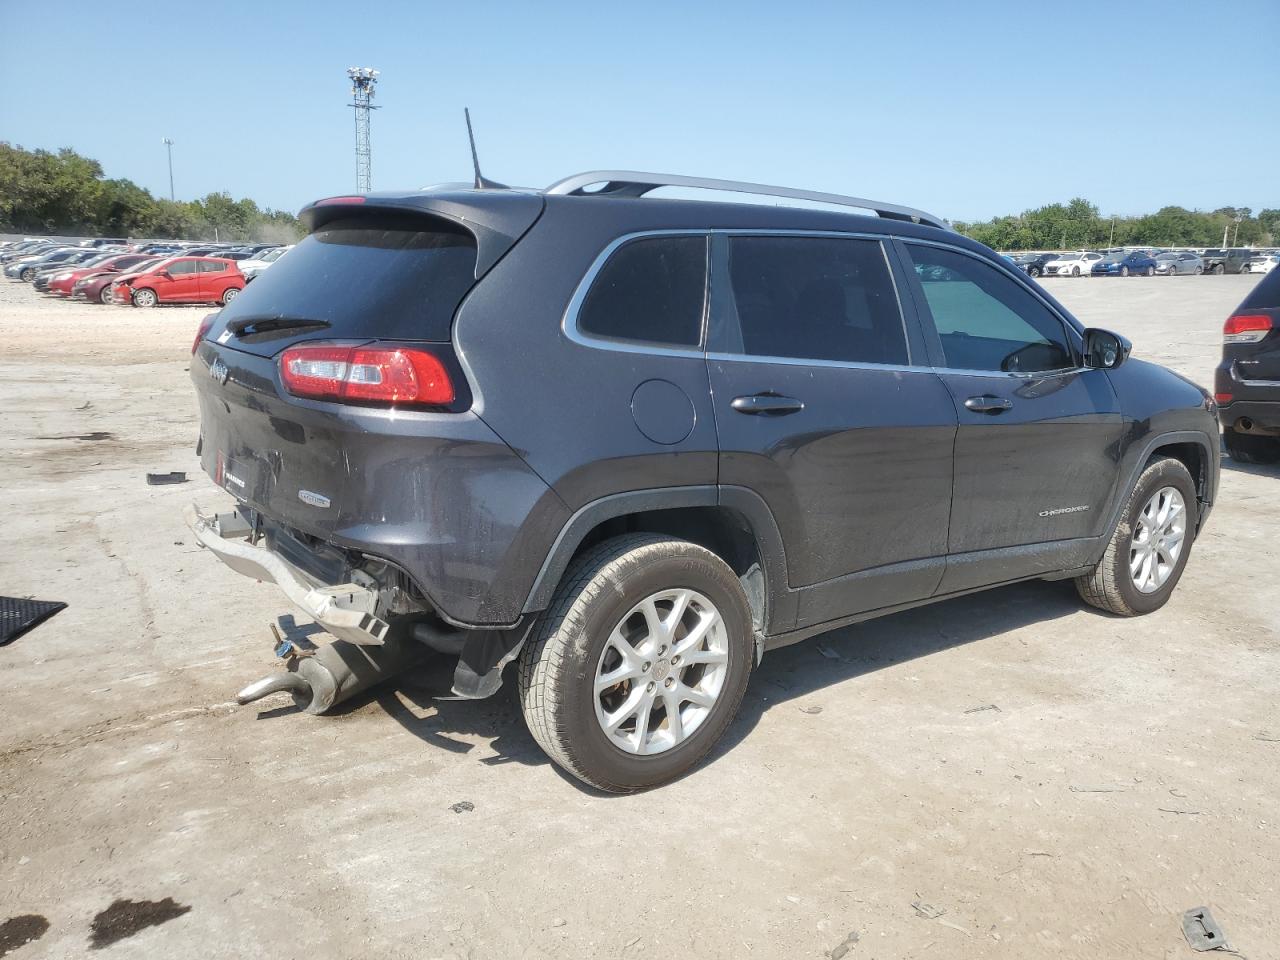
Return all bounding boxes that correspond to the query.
[905,244,1076,373]
[201,260,226,273]
[577,236,707,347]
[720,236,907,365]
[167,261,194,275]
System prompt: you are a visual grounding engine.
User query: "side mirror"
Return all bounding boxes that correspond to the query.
[1083,328,1131,369]
[158,270,172,280]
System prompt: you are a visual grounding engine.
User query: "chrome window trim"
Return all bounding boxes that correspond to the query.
[560,229,711,359]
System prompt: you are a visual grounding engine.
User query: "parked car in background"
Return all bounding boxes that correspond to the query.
[1243,254,1279,274]
[1216,267,1280,463]
[239,244,291,281]
[1201,248,1254,275]
[111,257,245,307]
[1092,251,1159,277]
[6,247,99,281]
[75,258,162,303]
[1043,251,1104,277]
[0,240,55,263]
[1012,251,1059,278]
[48,254,157,296]
[1155,252,1204,276]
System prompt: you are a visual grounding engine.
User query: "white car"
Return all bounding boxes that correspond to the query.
[1242,254,1279,274]
[239,244,293,281]
[1042,251,1103,277]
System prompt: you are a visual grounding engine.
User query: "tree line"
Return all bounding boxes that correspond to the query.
[0,143,302,243]
[954,198,1280,252]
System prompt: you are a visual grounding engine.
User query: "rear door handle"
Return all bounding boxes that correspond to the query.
[964,395,1013,414]
[731,394,805,416]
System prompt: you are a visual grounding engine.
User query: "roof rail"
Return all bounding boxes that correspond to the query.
[544,170,951,231]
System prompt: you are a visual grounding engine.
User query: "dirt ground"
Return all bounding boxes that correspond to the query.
[0,274,1276,960]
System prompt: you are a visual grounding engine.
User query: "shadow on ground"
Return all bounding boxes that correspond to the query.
[254,577,1086,793]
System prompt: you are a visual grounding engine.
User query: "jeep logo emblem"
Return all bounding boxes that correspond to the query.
[210,358,230,385]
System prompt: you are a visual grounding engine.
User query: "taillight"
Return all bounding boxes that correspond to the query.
[193,314,216,355]
[1214,392,1233,405]
[279,344,455,407]
[1223,314,1272,344]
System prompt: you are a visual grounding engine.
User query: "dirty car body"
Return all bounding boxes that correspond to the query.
[188,173,1220,790]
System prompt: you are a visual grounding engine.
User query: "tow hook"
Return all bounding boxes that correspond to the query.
[235,617,430,714]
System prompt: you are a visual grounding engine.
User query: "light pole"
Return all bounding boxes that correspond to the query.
[162,138,175,201]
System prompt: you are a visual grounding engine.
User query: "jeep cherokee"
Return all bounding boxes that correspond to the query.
[187,171,1220,792]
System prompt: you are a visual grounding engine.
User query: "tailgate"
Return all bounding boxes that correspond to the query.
[193,343,349,537]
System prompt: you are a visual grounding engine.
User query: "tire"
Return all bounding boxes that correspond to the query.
[1029,266,1041,278]
[131,288,157,308]
[20,267,34,282]
[1223,427,1280,465]
[221,286,241,305]
[1212,263,1225,275]
[1145,266,1154,277]
[98,286,114,305]
[1072,266,1081,277]
[1075,456,1198,617]
[1195,265,1203,275]
[1121,266,1130,277]
[517,534,754,793]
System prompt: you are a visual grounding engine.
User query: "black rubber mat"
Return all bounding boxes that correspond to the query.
[0,596,67,646]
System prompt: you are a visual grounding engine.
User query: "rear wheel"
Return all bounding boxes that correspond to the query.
[518,534,754,793]
[131,288,157,307]
[1076,457,1198,616]
[1145,265,1154,276]
[221,286,241,305]
[1121,266,1130,277]
[1195,265,1204,275]
[98,286,114,305]
[1242,264,1251,274]
[1223,427,1280,464]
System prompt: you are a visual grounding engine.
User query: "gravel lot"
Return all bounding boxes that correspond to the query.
[1,275,1276,959]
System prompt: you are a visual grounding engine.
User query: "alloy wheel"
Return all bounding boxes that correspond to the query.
[1129,486,1186,594]
[593,588,729,756]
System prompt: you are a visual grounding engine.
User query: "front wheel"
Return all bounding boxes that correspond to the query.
[221,285,241,305]
[98,286,114,305]
[1212,263,1225,275]
[131,288,157,307]
[517,534,754,792]
[1076,457,1197,616]
[20,267,35,282]
[1195,265,1204,275]
[1072,266,1081,277]
[1121,266,1130,277]
[1029,266,1041,278]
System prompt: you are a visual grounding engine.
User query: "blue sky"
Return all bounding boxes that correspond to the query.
[2,0,1276,221]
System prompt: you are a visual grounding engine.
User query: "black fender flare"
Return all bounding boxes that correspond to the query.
[522,484,797,635]
[1093,429,1218,562]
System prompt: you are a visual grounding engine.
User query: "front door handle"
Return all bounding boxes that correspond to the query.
[731,394,805,416]
[964,395,1013,414]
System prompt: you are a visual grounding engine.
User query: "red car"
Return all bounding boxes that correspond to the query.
[48,254,156,297]
[111,257,245,307]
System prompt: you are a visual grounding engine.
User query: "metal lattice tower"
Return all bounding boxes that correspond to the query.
[347,67,380,193]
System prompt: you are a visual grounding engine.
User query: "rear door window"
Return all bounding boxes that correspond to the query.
[577,235,707,347]
[217,214,478,344]
[716,235,908,365]
[904,244,1076,373]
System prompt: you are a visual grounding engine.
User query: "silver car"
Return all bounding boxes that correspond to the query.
[1154,252,1203,276]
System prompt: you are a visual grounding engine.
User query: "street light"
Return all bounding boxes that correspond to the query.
[162,138,175,201]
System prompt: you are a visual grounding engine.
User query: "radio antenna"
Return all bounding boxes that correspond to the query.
[465,108,507,190]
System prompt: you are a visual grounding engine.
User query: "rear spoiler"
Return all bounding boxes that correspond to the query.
[299,190,544,278]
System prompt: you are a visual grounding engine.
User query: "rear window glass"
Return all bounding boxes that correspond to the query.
[1240,268,1280,310]
[217,215,478,341]
[577,236,707,347]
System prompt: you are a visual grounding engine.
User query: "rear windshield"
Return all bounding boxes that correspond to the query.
[217,215,478,342]
[1239,268,1280,310]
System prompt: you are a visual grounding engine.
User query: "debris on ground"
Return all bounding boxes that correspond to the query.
[89,898,191,950]
[816,644,843,660]
[0,596,68,647]
[963,704,1001,714]
[1159,807,1202,816]
[1069,785,1126,794]
[828,930,860,959]
[33,431,114,442]
[1254,732,1279,743]
[799,705,823,715]
[145,471,188,485]
[0,915,50,958]
[912,899,945,920]
[449,801,475,813]
[1181,906,1230,952]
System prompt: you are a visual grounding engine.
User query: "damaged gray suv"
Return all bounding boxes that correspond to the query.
[188,171,1219,792]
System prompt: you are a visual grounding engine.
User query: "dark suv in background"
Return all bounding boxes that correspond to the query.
[1217,267,1280,463]
[1201,248,1254,275]
[187,171,1220,791]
